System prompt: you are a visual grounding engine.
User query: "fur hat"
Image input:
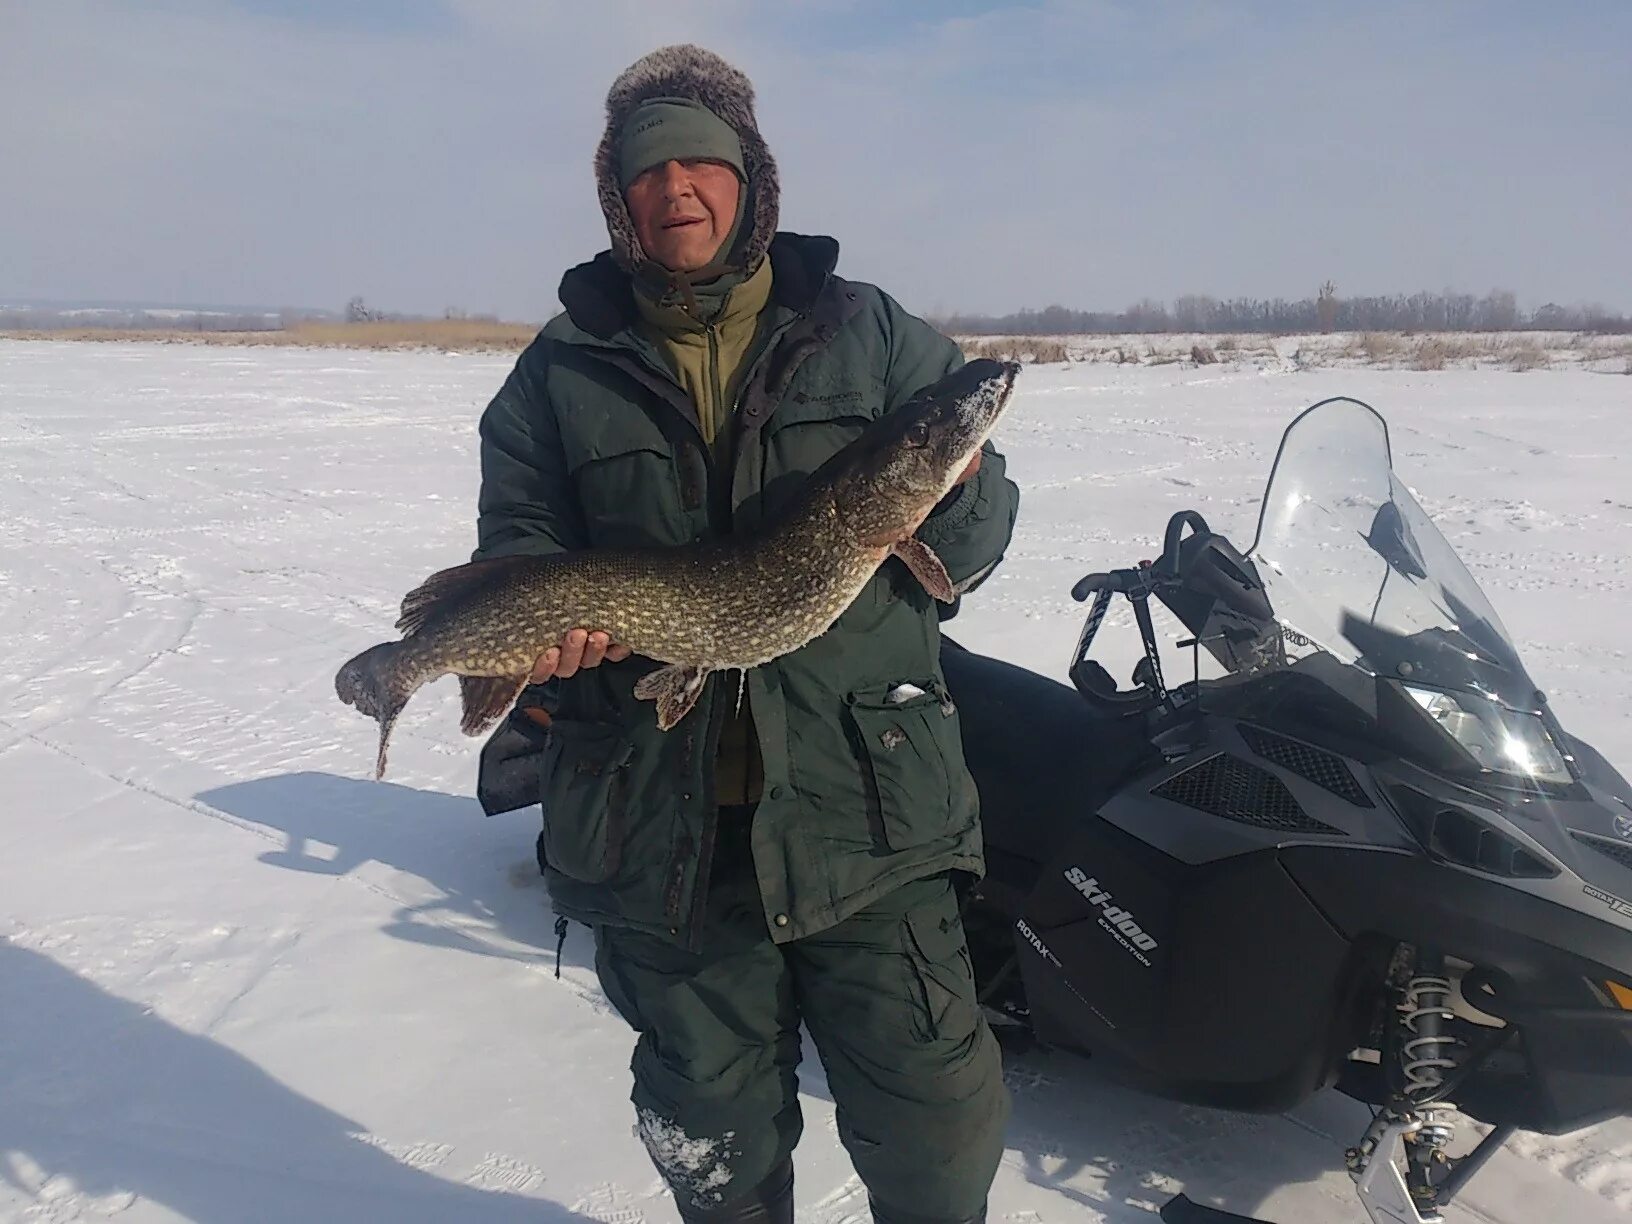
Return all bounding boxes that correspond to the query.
[595,45,779,275]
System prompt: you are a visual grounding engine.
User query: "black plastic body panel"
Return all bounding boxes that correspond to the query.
[1017,828,1355,1112]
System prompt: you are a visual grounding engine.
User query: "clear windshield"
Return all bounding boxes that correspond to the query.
[1248,399,1540,713]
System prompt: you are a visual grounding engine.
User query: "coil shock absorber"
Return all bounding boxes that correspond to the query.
[1398,949,1460,1209]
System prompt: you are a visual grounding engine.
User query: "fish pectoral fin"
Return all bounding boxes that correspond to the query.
[633,664,711,731]
[890,538,956,603]
[458,674,528,737]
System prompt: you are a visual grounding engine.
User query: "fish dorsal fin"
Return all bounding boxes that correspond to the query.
[459,674,528,736]
[890,538,955,603]
[632,664,711,730]
[396,556,545,636]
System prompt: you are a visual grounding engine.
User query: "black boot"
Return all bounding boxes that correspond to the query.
[676,1158,793,1224]
[869,1199,986,1224]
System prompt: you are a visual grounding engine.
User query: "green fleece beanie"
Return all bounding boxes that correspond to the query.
[618,97,746,189]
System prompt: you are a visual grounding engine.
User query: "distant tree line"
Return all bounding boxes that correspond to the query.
[1,297,505,333]
[0,307,284,331]
[935,286,1631,336]
[342,296,498,325]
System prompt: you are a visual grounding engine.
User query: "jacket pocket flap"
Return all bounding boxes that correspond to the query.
[547,718,635,775]
[770,376,884,430]
[557,406,674,472]
[847,679,950,714]
[540,720,635,884]
[846,686,954,851]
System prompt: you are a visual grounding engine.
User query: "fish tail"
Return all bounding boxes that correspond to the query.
[335,641,421,779]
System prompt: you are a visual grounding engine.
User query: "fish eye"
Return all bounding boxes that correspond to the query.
[904,420,932,447]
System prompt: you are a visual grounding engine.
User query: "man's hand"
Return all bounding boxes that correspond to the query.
[531,628,633,682]
[955,450,981,485]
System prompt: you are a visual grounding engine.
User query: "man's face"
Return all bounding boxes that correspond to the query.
[625,158,742,273]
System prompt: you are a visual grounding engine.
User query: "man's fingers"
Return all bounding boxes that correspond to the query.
[531,633,627,683]
[554,627,589,679]
[580,631,610,670]
[530,646,560,684]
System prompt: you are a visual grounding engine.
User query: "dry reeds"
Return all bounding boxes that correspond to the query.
[1505,340,1551,371]
[1357,332,1402,362]
[0,319,541,353]
[959,337,1070,364]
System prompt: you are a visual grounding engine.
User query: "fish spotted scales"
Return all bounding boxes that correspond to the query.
[334,359,1019,777]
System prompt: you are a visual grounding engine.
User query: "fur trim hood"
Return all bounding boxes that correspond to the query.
[595,45,779,275]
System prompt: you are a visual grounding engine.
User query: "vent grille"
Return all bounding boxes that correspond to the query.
[1572,830,1632,872]
[1238,724,1374,807]
[1153,753,1345,835]
[1389,788,1559,879]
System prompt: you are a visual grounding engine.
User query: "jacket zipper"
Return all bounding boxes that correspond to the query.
[703,321,729,534]
[705,321,723,449]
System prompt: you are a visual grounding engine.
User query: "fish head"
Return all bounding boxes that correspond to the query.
[826,358,1020,546]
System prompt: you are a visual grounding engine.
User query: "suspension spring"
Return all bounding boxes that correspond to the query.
[1400,970,1458,1102]
[1397,953,1462,1199]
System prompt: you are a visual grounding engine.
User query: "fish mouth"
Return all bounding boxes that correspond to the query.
[918,358,1020,505]
[949,358,1021,442]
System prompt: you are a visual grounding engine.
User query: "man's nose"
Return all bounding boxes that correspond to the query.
[657,160,694,199]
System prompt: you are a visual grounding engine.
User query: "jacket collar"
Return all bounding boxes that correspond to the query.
[634,253,774,338]
[558,232,840,342]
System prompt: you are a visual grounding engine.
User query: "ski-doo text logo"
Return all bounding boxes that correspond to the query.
[1015,918,1061,967]
[1065,867,1158,967]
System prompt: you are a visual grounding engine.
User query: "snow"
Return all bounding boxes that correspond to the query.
[2,337,1630,1223]
[634,1113,738,1206]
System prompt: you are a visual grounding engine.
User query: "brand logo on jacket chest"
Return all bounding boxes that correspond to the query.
[790,389,864,406]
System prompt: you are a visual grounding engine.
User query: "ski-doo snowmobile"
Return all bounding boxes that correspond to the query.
[946,397,1632,1224]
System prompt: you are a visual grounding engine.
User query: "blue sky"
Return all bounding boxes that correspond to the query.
[4,0,1628,318]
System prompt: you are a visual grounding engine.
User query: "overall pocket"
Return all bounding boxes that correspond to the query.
[539,719,636,883]
[846,682,959,851]
[902,888,980,1044]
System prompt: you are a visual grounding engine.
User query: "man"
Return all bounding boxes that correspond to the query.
[474,44,1019,1224]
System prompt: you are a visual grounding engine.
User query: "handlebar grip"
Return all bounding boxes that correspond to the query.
[1071,572,1111,601]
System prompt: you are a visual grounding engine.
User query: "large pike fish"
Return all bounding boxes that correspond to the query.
[336,358,1019,777]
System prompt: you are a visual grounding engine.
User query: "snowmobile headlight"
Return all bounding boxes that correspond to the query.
[1402,684,1572,785]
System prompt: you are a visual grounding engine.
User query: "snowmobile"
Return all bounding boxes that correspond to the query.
[945,397,1632,1224]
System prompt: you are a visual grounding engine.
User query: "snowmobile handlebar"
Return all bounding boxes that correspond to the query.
[1071,566,1150,601]
[1072,511,1221,601]
[1068,511,1236,714]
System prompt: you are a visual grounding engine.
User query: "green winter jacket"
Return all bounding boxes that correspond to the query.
[473,233,1020,948]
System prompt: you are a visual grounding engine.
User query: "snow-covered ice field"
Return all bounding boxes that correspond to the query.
[2,338,1630,1223]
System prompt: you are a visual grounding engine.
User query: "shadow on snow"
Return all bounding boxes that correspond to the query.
[194,770,1359,1222]
[0,941,600,1222]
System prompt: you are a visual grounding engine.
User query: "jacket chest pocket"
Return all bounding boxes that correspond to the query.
[539,719,636,884]
[559,409,695,549]
[759,383,888,611]
[762,379,883,484]
[845,681,965,852]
